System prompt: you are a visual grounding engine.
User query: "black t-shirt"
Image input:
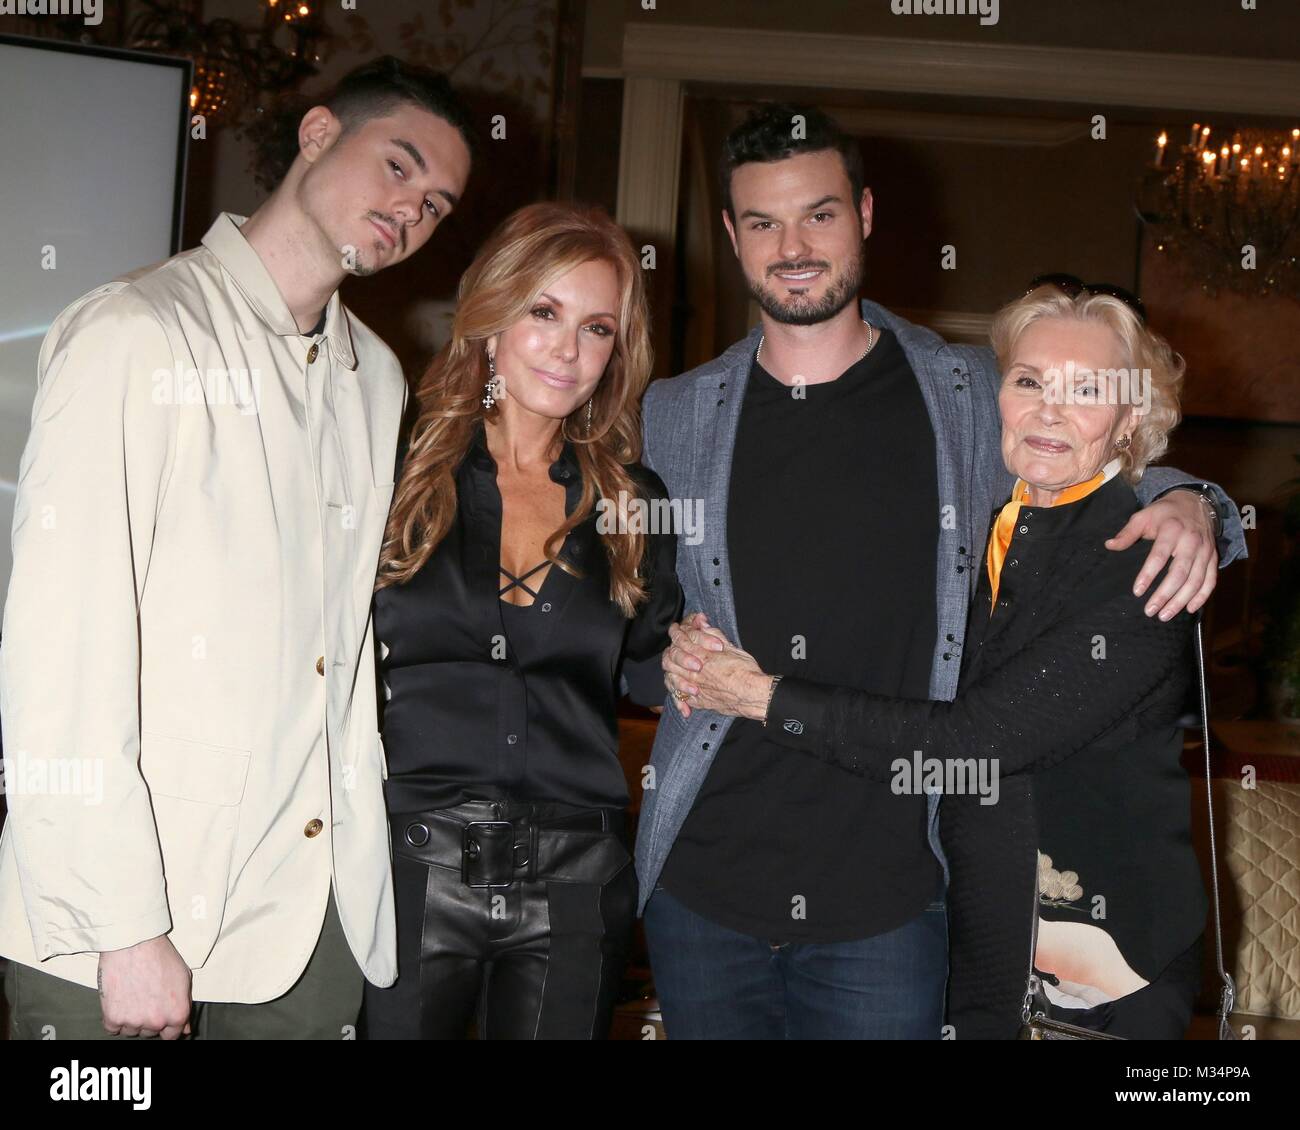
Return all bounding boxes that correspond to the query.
[659,328,945,942]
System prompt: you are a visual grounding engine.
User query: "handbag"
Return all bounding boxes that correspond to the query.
[1017,618,1239,1041]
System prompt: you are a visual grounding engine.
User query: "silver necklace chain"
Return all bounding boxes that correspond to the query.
[756,318,876,370]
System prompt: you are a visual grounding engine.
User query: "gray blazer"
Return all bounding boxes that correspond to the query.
[634,297,1245,916]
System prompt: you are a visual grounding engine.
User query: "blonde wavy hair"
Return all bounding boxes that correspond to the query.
[376,202,654,616]
[989,286,1185,481]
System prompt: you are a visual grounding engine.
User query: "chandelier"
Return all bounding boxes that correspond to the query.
[127,0,328,122]
[1136,123,1300,299]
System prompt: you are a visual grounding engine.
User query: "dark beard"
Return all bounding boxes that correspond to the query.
[746,245,865,326]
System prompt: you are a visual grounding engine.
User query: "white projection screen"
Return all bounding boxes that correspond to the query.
[0,34,190,617]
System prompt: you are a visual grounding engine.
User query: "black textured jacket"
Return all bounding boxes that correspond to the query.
[769,473,1207,1038]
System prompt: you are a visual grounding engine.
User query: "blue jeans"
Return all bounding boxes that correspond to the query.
[644,885,948,1039]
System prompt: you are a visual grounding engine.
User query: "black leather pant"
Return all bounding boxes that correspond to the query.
[362,799,637,1040]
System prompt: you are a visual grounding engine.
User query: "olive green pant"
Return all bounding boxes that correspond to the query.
[4,890,363,1040]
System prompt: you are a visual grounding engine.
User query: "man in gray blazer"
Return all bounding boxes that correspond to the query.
[635,103,1243,1040]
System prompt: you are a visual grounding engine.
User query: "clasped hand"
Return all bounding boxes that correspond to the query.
[661,613,772,721]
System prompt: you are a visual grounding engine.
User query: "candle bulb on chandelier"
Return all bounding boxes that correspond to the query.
[1155,131,1167,166]
[1142,126,1300,297]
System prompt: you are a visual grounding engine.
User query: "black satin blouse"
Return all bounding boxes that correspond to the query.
[373,423,682,814]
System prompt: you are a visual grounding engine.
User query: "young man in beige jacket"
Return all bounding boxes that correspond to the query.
[0,57,472,1040]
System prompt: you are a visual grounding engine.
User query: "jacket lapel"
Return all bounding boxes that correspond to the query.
[690,330,758,650]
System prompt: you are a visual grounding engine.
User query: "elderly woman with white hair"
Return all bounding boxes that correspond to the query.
[663,279,1210,1039]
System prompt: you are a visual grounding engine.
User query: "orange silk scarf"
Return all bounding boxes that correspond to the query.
[986,469,1108,609]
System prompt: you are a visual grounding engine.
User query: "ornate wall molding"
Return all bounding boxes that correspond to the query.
[614,24,1300,116]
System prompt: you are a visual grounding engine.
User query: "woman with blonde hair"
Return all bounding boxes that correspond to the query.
[662,278,1212,1039]
[362,202,681,1039]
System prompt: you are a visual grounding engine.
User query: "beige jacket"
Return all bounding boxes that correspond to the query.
[0,213,404,1002]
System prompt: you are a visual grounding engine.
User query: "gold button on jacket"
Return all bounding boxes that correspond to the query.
[0,213,404,1002]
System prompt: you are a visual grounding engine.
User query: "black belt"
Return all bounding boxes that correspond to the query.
[391,799,629,888]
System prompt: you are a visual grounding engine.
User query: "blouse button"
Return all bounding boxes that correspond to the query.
[1009,559,1019,568]
[946,634,954,642]
[1018,525,1028,534]
[703,742,710,750]
[541,602,552,612]
[507,734,518,745]
[709,723,718,731]
[306,343,319,364]
[713,578,721,586]
[712,557,720,566]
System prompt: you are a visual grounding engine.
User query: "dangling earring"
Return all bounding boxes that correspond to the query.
[482,353,498,410]
[584,398,594,436]
[1114,433,1131,450]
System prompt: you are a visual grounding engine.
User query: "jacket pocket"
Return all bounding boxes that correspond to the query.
[141,732,252,805]
[140,732,251,968]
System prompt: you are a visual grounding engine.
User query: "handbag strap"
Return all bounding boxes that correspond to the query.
[1194,617,1239,1040]
[1021,615,1239,1038]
